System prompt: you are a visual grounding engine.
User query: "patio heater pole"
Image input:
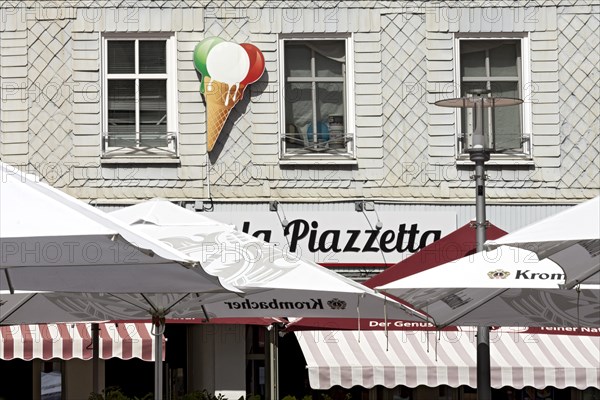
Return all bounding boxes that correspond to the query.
[434,90,523,400]
[470,91,492,400]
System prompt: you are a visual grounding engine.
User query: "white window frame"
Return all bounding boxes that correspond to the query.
[453,33,532,162]
[278,34,356,162]
[101,33,178,158]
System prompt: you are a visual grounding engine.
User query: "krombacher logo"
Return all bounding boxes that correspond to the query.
[514,270,564,280]
[487,269,565,280]
[223,298,348,311]
[327,298,347,310]
[488,269,510,279]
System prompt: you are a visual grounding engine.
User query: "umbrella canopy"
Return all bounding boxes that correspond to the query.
[485,196,600,287]
[0,162,232,294]
[1,194,425,324]
[286,222,508,331]
[108,200,427,322]
[376,247,600,327]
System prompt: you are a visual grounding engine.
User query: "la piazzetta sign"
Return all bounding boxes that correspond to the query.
[209,210,456,266]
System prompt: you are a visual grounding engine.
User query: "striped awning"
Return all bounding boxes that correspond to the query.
[296,327,600,390]
[0,323,162,362]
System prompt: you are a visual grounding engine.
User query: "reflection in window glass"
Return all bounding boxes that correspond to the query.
[107,41,134,74]
[41,360,62,400]
[107,79,135,147]
[139,41,166,74]
[246,326,266,398]
[140,80,167,147]
[285,45,311,77]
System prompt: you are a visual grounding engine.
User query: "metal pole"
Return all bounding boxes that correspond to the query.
[154,322,164,400]
[471,96,491,400]
[267,325,279,400]
[474,157,491,400]
[474,159,487,252]
[92,323,100,395]
[434,89,522,400]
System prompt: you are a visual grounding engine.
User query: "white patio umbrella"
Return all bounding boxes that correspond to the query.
[108,199,428,322]
[3,200,427,324]
[0,162,233,295]
[0,162,240,399]
[376,247,600,327]
[485,196,600,288]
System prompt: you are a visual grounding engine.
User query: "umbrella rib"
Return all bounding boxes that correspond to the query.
[3,270,15,294]
[201,305,210,322]
[140,293,161,315]
[163,293,192,315]
[106,293,155,313]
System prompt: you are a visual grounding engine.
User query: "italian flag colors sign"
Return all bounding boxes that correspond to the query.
[193,37,265,151]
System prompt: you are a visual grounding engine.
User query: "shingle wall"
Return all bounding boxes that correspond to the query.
[0,1,597,202]
[0,5,29,165]
[556,4,600,198]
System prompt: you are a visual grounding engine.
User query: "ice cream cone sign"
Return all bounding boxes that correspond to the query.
[193,37,265,151]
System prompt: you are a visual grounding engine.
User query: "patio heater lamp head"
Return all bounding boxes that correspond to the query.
[465,89,491,163]
[434,89,523,163]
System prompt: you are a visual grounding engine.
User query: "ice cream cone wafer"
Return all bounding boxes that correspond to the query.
[204,76,245,151]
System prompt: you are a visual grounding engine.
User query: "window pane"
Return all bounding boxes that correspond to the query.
[140,80,167,147]
[491,82,522,151]
[460,41,486,78]
[317,82,345,149]
[285,44,311,77]
[107,79,135,147]
[314,42,344,77]
[139,40,166,74]
[41,361,62,400]
[285,82,312,149]
[107,41,134,74]
[490,43,519,77]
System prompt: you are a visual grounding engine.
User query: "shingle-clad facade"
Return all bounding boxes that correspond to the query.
[1,2,599,398]
[1,1,597,204]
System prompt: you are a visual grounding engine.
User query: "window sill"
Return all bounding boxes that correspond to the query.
[101,153,180,165]
[279,155,358,166]
[456,154,534,166]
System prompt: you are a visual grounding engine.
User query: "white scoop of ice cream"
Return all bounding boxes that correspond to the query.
[206,42,250,106]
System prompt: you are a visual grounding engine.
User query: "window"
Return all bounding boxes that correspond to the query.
[456,37,531,157]
[280,37,354,158]
[246,325,266,398]
[102,35,177,156]
[40,360,63,400]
